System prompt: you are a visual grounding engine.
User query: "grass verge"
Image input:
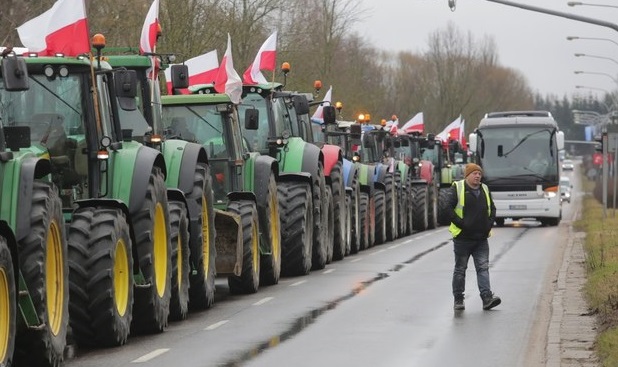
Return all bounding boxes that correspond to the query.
[575,179,618,366]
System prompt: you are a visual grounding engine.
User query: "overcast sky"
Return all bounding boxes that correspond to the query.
[352,0,618,99]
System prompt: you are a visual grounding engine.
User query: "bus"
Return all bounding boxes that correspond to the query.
[468,111,565,226]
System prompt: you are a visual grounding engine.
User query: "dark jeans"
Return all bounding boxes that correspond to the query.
[452,238,491,300]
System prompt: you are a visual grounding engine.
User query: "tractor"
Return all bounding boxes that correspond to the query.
[0,52,69,367]
[162,73,282,294]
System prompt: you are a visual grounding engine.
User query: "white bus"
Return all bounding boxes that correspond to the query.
[468,111,565,226]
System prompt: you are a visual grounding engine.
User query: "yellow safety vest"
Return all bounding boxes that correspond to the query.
[449,180,492,238]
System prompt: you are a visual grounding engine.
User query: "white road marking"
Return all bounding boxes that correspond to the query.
[289,280,307,287]
[349,257,363,263]
[253,297,274,306]
[204,320,229,330]
[322,269,335,274]
[368,249,386,256]
[388,244,401,249]
[132,349,170,363]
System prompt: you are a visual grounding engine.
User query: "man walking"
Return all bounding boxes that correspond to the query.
[448,163,501,311]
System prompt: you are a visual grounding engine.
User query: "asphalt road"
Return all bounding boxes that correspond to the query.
[64,180,577,367]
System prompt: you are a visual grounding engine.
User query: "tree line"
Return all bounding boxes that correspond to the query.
[0,0,605,140]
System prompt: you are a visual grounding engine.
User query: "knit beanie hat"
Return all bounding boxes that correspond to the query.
[464,163,482,178]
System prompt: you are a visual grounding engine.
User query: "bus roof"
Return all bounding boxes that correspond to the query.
[479,111,558,129]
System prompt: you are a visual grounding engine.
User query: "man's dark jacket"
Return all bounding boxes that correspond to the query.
[448,181,497,240]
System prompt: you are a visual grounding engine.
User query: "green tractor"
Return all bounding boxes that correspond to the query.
[161,73,282,294]
[3,40,174,348]
[104,51,217,319]
[0,53,69,367]
[238,80,330,275]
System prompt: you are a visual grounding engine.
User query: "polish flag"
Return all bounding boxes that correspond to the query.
[214,34,242,104]
[16,0,90,56]
[401,112,424,134]
[311,85,332,123]
[436,115,462,142]
[164,50,219,94]
[459,119,467,148]
[140,0,160,55]
[243,31,277,85]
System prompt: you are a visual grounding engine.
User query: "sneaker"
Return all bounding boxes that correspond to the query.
[482,293,501,310]
[454,298,465,310]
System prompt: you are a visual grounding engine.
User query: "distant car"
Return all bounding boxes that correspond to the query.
[560,176,572,203]
[562,159,574,171]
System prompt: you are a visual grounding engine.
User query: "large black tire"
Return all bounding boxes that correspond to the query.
[348,174,361,255]
[374,188,386,245]
[68,207,133,347]
[404,177,414,235]
[324,186,335,263]
[385,173,398,241]
[312,162,329,270]
[279,181,313,276]
[168,200,190,321]
[330,161,347,261]
[437,187,452,226]
[427,184,439,229]
[15,181,68,367]
[0,236,16,367]
[368,194,376,248]
[228,200,260,294]
[131,166,172,334]
[187,164,216,311]
[259,173,282,286]
[396,174,408,237]
[411,184,429,231]
[358,191,370,251]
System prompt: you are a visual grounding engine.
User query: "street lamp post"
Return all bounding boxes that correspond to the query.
[567,36,618,49]
[575,52,618,66]
[567,1,618,9]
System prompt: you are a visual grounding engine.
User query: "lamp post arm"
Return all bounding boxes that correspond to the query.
[486,0,618,32]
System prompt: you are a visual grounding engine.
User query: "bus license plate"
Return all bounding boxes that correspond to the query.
[510,205,527,210]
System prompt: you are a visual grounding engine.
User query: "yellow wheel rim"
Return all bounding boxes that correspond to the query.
[252,214,259,273]
[0,266,10,362]
[46,219,64,336]
[269,191,280,262]
[154,202,168,298]
[201,195,210,276]
[114,238,130,316]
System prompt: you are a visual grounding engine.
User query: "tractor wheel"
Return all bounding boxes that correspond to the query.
[324,186,335,263]
[279,181,313,276]
[427,185,439,229]
[228,200,260,294]
[15,181,68,367]
[131,166,172,334]
[404,177,414,235]
[259,173,282,286]
[374,188,386,245]
[411,185,429,231]
[0,236,16,367]
[68,207,133,347]
[348,173,361,255]
[187,163,216,311]
[168,200,190,321]
[312,162,329,270]
[330,161,347,261]
[385,173,398,241]
[358,191,370,251]
[437,187,452,226]
[395,173,407,237]
[368,194,376,248]
[344,194,352,256]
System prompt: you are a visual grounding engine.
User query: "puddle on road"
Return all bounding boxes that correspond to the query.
[219,241,449,366]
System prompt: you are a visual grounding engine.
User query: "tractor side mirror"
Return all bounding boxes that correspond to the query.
[114,69,137,111]
[2,56,29,91]
[293,95,310,115]
[171,64,189,89]
[244,108,259,130]
[323,106,336,124]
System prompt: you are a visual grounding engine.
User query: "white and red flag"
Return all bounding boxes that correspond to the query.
[311,85,332,123]
[243,31,277,85]
[164,50,219,94]
[215,34,242,104]
[436,115,462,142]
[139,0,160,55]
[459,118,467,148]
[401,112,424,134]
[17,0,90,56]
